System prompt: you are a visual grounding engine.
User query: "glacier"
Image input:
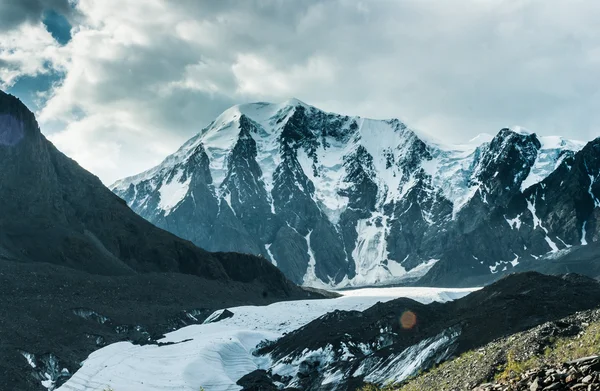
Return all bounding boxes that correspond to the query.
[56,286,477,391]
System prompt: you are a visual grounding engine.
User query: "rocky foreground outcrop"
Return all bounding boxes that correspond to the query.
[389,307,600,391]
[475,356,600,391]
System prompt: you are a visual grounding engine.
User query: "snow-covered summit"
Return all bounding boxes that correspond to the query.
[112,99,591,288]
[509,125,534,135]
[114,99,483,193]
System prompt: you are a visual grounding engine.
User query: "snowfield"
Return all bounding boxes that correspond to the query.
[56,286,478,391]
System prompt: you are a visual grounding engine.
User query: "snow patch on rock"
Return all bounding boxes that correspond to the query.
[360,327,460,385]
[521,136,584,191]
[155,170,190,215]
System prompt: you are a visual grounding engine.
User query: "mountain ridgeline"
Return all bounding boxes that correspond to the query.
[0,90,303,294]
[112,99,600,287]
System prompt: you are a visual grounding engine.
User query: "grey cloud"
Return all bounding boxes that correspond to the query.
[5,0,600,183]
[0,59,11,69]
[0,0,76,31]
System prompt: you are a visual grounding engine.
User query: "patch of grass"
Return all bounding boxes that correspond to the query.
[492,322,600,384]
[494,350,537,381]
[543,322,600,363]
[360,382,398,391]
[396,349,490,391]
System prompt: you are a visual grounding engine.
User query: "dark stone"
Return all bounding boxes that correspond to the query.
[203,309,234,324]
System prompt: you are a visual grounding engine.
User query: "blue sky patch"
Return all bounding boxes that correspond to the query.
[42,9,72,45]
[6,64,64,112]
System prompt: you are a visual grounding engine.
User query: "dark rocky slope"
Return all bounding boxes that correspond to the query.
[0,261,320,391]
[0,90,313,390]
[0,91,300,293]
[387,308,600,391]
[244,273,600,391]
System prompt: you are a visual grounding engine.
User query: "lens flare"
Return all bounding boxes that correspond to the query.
[400,310,417,329]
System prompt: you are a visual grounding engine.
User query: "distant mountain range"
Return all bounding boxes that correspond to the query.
[112,99,600,287]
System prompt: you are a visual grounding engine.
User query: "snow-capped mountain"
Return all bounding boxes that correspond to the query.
[112,99,599,287]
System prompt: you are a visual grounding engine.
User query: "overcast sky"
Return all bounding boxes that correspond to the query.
[1,0,600,184]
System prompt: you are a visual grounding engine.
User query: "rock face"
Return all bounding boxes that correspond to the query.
[113,99,600,287]
[247,273,600,391]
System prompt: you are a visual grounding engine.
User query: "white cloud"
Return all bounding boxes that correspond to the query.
[0,23,65,88]
[2,0,600,183]
[232,54,336,97]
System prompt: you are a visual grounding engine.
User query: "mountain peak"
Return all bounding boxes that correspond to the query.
[0,90,38,147]
[508,125,533,135]
[230,98,310,115]
[0,90,30,117]
[282,97,309,107]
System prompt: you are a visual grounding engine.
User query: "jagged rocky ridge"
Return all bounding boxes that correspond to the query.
[240,273,600,391]
[113,99,599,287]
[0,91,313,391]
